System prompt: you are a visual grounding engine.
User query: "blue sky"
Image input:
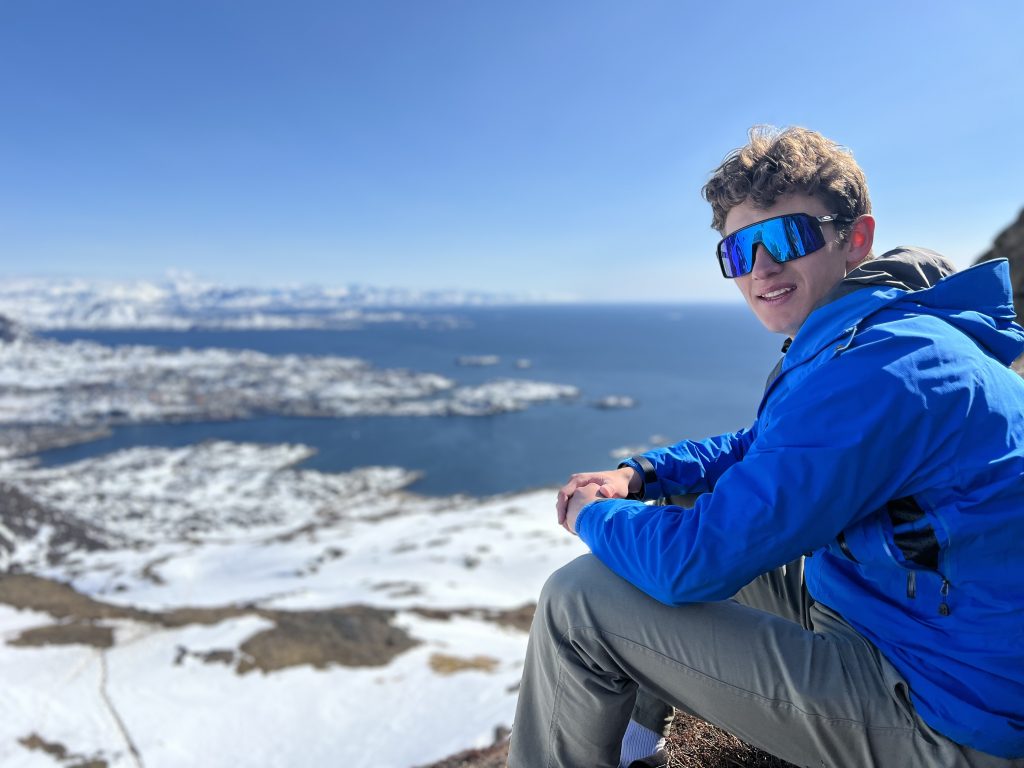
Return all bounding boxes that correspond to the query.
[2,1,1022,302]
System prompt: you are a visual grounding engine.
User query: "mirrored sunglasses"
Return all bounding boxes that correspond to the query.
[716,212,851,279]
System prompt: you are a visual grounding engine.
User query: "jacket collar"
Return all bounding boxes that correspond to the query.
[773,253,1021,379]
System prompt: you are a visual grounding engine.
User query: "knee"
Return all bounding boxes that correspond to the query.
[536,554,615,624]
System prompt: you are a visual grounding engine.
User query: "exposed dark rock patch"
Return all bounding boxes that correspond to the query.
[410,603,536,633]
[975,207,1024,320]
[0,483,112,566]
[18,732,109,768]
[262,522,318,544]
[174,646,236,666]
[139,555,170,585]
[0,313,25,342]
[298,545,346,576]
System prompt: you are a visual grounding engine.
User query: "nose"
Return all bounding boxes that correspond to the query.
[750,243,782,279]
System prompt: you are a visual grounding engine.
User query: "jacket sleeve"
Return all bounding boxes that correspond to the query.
[625,427,757,499]
[575,331,960,605]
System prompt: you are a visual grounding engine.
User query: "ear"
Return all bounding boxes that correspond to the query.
[844,215,875,271]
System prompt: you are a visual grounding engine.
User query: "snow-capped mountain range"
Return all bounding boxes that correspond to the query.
[0,274,541,330]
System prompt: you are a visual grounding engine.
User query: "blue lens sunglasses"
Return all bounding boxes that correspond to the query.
[716,212,853,279]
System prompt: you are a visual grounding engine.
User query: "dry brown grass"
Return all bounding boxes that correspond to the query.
[428,653,501,675]
[236,607,420,674]
[0,573,418,671]
[665,712,796,767]
[410,603,536,633]
[415,712,798,768]
[9,622,114,649]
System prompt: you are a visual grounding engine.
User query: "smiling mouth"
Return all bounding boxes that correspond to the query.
[758,286,795,301]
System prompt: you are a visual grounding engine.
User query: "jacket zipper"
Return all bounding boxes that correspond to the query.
[938,578,951,616]
[906,571,916,599]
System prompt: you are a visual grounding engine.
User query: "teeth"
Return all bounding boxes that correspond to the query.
[760,287,794,299]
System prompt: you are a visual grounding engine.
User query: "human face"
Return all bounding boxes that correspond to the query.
[725,195,854,337]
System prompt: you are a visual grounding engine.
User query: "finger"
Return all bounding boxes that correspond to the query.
[560,476,585,496]
[555,489,569,521]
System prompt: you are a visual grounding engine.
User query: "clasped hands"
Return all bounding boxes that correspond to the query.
[555,465,640,535]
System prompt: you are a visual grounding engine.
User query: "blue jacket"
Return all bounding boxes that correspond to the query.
[576,255,1024,758]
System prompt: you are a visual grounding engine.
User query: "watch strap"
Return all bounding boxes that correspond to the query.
[618,455,656,500]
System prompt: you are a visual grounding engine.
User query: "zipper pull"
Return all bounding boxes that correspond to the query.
[938,578,950,616]
[906,571,916,599]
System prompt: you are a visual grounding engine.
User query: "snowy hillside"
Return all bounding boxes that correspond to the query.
[0,441,587,767]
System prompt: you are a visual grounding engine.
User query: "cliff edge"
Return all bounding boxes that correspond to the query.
[975,207,1024,320]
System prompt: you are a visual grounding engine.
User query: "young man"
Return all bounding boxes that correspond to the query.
[507,127,1024,767]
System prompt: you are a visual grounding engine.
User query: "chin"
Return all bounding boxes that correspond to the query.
[743,294,807,336]
[755,309,800,337]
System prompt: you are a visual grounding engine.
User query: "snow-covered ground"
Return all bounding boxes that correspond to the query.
[0,440,588,767]
[0,298,592,766]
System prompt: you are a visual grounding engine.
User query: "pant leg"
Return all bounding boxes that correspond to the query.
[627,688,673,736]
[733,555,812,627]
[508,554,1008,768]
[629,555,810,731]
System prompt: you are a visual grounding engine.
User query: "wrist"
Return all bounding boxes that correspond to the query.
[622,466,642,494]
[618,455,658,500]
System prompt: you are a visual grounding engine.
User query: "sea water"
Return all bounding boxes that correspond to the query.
[40,304,781,496]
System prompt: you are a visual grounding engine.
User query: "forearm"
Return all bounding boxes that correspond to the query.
[621,426,756,499]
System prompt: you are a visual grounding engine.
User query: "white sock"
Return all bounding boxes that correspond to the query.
[618,718,664,768]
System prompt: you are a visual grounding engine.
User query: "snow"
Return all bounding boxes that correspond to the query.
[0,441,589,767]
[0,290,591,766]
[0,333,578,426]
[0,275,536,331]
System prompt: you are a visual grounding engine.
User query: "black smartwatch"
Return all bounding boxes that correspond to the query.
[618,455,656,500]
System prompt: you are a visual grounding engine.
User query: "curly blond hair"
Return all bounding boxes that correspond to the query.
[702,126,871,242]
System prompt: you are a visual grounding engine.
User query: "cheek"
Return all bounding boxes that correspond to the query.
[734,277,753,301]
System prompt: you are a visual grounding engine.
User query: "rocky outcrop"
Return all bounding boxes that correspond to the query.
[0,313,24,342]
[975,208,1024,320]
[0,483,111,568]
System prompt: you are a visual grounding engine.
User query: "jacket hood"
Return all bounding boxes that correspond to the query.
[825,246,958,301]
[787,247,1024,372]
[827,247,1024,364]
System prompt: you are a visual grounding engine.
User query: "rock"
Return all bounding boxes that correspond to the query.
[0,483,111,568]
[0,313,26,342]
[593,395,637,410]
[975,207,1024,320]
[456,355,501,367]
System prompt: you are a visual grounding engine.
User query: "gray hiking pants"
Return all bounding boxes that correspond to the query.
[507,554,1020,768]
